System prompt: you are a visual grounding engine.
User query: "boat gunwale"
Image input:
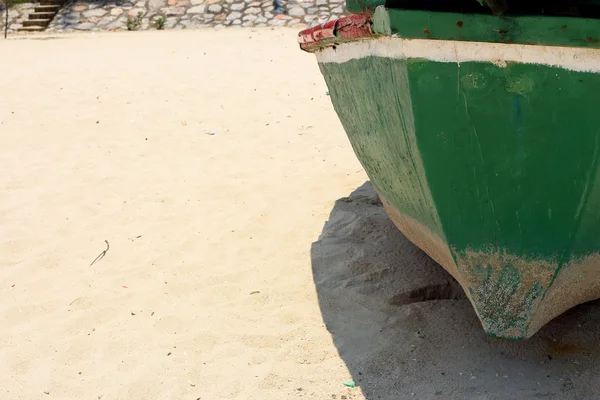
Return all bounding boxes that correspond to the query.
[298,7,600,53]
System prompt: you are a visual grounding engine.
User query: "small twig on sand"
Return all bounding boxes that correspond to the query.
[68,297,82,306]
[89,240,110,267]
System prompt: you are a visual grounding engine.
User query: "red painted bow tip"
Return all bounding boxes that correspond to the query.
[298,14,373,51]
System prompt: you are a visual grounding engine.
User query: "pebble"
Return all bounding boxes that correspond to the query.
[288,6,305,16]
[104,19,126,29]
[165,17,178,27]
[3,0,346,33]
[163,6,185,15]
[129,8,147,16]
[74,22,95,29]
[227,11,242,19]
[187,5,206,13]
[82,8,107,17]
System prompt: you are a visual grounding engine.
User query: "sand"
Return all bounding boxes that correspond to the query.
[2,28,600,400]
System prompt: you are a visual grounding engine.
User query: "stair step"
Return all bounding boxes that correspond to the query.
[18,26,46,32]
[29,12,56,19]
[34,5,60,12]
[23,19,51,27]
[39,0,65,5]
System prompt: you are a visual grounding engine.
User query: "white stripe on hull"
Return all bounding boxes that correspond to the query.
[315,36,600,73]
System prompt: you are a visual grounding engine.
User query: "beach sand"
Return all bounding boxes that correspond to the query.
[0,28,367,400]
[2,28,600,400]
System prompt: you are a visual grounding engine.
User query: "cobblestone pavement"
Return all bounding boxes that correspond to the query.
[1,0,347,34]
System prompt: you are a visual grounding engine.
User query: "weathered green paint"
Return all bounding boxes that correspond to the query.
[410,59,600,260]
[318,43,600,339]
[320,56,445,240]
[468,264,544,337]
[383,8,600,49]
[345,0,384,13]
[372,6,391,36]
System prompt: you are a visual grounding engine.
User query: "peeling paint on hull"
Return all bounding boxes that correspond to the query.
[304,12,600,339]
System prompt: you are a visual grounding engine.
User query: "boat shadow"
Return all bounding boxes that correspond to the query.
[310,181,600,400]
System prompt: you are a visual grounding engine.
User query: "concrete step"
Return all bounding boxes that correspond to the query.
[18,26,46,32]
[23,19,51,27]
[29,12,56,19]
[34,5,61,12]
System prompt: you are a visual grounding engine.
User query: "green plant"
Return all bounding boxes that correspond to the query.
[154,16,165,30]
[126,12,143,31]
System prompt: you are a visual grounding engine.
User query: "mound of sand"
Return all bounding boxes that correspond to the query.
[312,182,600,399]
[312,182,465,311]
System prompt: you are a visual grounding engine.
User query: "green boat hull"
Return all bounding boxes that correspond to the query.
[302,8,600,339]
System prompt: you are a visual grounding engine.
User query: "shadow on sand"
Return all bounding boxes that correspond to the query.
[311,182,600,400]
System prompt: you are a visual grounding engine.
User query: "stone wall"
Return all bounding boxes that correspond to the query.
[45,0,346,32]
[0,2,38,34]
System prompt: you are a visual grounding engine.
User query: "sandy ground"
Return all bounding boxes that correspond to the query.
[2,28,600,400]
[0,28,365,399]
